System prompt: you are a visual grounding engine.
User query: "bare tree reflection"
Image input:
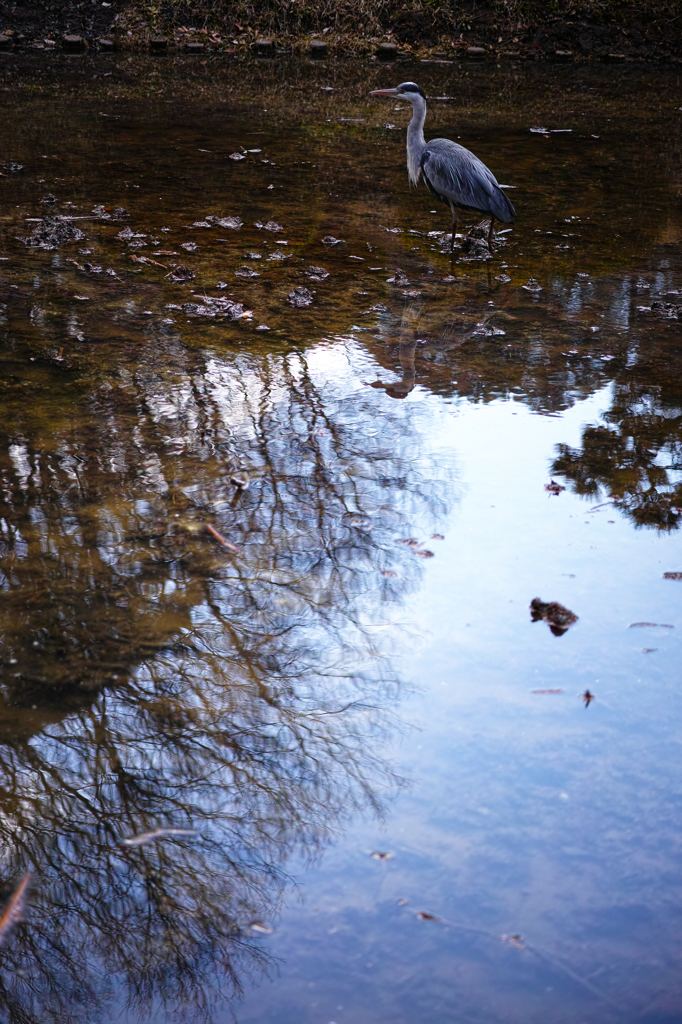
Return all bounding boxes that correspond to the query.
[0,323,451,1023]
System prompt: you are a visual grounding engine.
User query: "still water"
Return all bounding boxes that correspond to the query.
[0,52,680,1024]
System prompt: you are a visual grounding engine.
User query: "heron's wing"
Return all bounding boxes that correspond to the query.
[421,139,516,223]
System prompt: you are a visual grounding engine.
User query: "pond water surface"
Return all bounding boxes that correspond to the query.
[0,53,681,1024]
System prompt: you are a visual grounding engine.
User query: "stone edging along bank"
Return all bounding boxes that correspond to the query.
[0,0,680,64]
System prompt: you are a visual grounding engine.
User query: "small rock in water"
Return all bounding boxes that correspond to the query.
[128,238,147,249]
[530,597,578,636]
[91,204,111,219]
[472,325,505,336]
[442,275,457,283]
[182,296,247,319]
[19,216,85,250]
[263,220,283,232]
[461,234,490,256]
[235,267,260,278]
[244,251,262,260]
[167,264,195,282]
[41,193,58,205]
[112,207,130,219]
[322,235,343,246]
[495,273,511,283]
[268,250,289,261]
[229,152,246,161]
[403,289,422,298]
[651,300,681,319]
[523,278,542,293]
[287,286,313,307]
[387,269,410,285]
[4,162,23,174]
[256,324,271,330]
[192,220,213,228]
[116,226,145,241]
[306,266,330,281]
[216,281,229,289]
[181,242,198,252]
[207,215,243,229]
[363,303,388,314]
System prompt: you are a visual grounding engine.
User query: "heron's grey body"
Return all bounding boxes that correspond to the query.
[371,82,515,252]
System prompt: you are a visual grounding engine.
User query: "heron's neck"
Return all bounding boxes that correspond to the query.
[406,95,427,186]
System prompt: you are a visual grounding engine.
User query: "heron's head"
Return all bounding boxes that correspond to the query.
[369,82,426,103]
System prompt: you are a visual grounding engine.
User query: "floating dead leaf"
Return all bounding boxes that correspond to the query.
[416,912,441,922]
[370,851,394,860]
[249,921,274,934]
[382,570,398,578]
[642,648,657,653]
[502,933,524,947]
[580,689,595,707]
[120,827,197,847]
[0,873,31,948]
[414,548,434,558]
[431,533,444,540]
[663,572,682,580]
[530,598,578,636]
[545,479,565,494]
[397,898,408,905]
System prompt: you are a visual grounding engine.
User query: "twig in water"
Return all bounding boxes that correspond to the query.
[205,523,241,554]
[119,827,197,847]
[0,873,31,947]
[587,501,614,513]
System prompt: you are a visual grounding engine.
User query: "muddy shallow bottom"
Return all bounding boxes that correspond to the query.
[0,56,680,1024]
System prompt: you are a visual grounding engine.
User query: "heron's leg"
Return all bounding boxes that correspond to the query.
[488,216,496,255]
[449,204,458,253]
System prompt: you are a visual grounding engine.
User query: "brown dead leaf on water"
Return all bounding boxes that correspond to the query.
[370,851,394,861]
[501,933,524,948]
[416,911,441,922]
[0,873,31,947]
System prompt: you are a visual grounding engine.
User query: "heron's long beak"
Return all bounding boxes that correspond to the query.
[370,88,399,96]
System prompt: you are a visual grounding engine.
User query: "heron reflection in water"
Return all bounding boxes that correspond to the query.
[370,82,516,253]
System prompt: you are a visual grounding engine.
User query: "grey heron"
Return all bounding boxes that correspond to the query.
[370,82,515,253]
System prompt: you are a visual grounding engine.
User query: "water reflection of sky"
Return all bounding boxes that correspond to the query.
[0,57,681,1024]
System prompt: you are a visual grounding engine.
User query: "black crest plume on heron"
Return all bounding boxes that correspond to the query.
[370,82,515,253]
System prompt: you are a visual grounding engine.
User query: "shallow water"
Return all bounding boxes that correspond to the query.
[0,54,681,1024]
